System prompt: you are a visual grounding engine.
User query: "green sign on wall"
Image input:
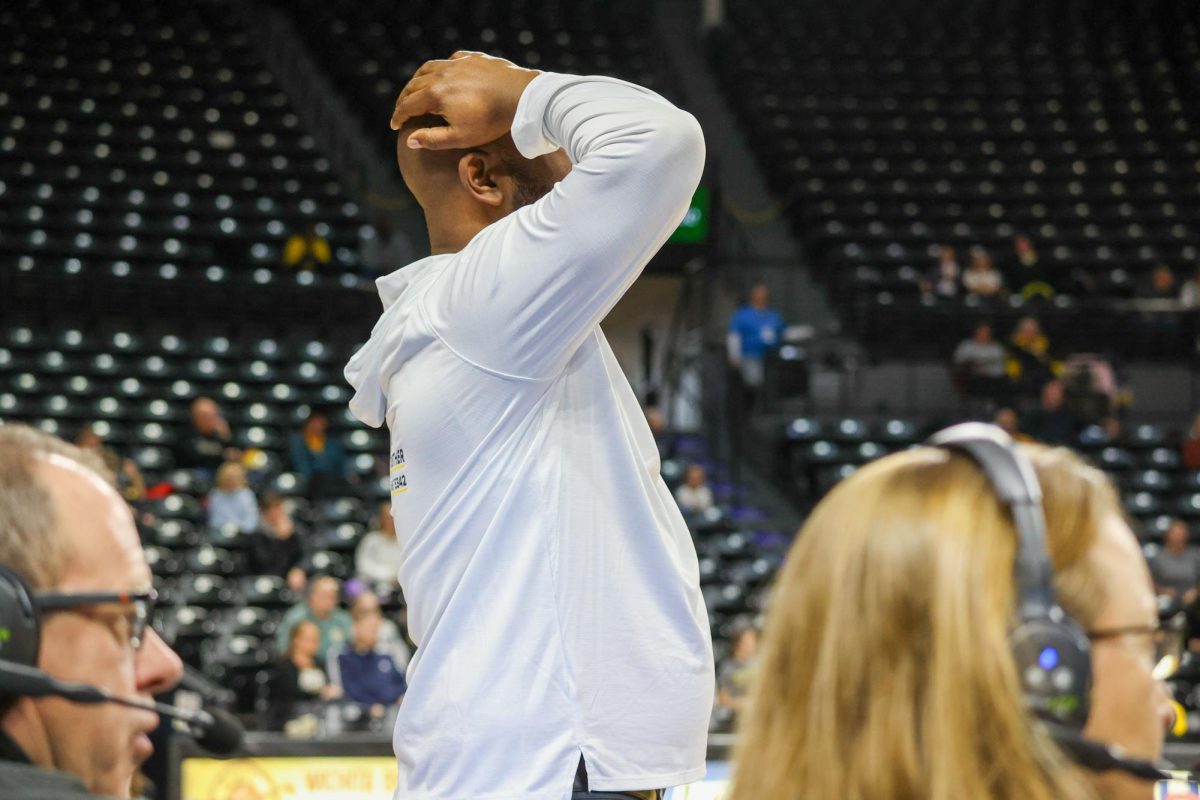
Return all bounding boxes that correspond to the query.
[668,184,711,245]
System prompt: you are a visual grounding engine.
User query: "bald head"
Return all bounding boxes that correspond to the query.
[396,115,571,254]
[395,116,459,208]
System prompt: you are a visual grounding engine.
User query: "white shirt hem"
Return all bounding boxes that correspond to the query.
[393,765,708,800]
[586,764,708,792]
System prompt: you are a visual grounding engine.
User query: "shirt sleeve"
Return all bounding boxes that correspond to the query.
[422,72,705,380]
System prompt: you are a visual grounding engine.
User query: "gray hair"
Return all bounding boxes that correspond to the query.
[0,424,112,590]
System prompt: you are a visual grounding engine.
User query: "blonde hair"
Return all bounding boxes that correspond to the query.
[214,460,246,492]
[731,443,1116,800]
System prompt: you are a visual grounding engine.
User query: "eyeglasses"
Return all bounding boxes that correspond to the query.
[1087,612,1187,681]
[32,589,158,652]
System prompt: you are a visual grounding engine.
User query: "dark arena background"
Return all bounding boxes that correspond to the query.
[2,0,1200,797]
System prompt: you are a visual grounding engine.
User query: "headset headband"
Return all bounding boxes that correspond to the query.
[926,422,1057,620]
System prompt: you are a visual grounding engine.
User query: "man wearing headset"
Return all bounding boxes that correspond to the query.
[0,424,183,799]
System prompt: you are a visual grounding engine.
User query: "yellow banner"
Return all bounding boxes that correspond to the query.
[183,756,729,800]
[182,756,398,800]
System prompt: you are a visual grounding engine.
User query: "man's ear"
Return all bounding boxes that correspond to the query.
[457,152,504,208]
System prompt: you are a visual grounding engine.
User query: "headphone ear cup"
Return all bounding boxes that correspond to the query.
[0,565,40,668]
[1011,613,1092,730]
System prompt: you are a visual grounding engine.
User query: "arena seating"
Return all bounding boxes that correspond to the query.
[0,321,782,722]
[271,0,682,165]
[712,0,1200,355]
[0,0,366,281]
[777,414,1199,544]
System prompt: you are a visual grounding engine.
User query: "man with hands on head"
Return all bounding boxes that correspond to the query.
[345,53,713,799]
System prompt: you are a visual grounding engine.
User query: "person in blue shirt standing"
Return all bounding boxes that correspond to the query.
[727,283,785,404]
[328,602,407,724]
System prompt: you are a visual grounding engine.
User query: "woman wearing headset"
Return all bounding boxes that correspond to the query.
[732,434,1175,800]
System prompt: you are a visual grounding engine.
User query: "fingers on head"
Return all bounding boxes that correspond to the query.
[408,125,460,151]
[391,87,436,130]
[395,76,431,109]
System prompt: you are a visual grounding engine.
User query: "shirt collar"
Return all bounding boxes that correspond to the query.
[374,254,453,308]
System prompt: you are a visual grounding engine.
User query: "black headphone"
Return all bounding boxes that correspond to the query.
[0,564,41,670]
[926,422,1093,730]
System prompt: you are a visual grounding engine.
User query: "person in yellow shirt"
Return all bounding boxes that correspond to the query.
[282,223,332,270]
[1005,315,1062,398]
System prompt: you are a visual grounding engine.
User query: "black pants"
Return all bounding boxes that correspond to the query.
[572,756,664,800]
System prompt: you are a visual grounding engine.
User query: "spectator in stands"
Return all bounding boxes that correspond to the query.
[174,397,240,475]
[1012,234,1039,270]
[642,399,674,457]
[1060,354,1125,423]
[112,453,145,504]
[952,321,1009,405]
[355,502,403,589]
[674,463,714,515]
[1148,519,1200,647]
[74,423,146,503]
[346,590,411,673]
[961,249,1004,298]
[992,407,1031,442]
[268,620,342,730]
[329,601,407,721]
[289,409,350,499]
[1005,316,1059,399]
[1141,264,1177,300]
[1149,520,1200,607]
[731,440,1173,800]
[920,244,961,299]
[207,461,258,533]
[73,424,104,451]
[277,575,354,663]
[1022,380,1075,446]
[1007,234,1053,299]
[282,222,332,271]
[1182,412,1200,471]
[716,624,758,716]
[248,492,306,588]
[1101,415,1123,443]
[1135,265,1181,344]
[1180,267,1200,308]
[728,283,785,405]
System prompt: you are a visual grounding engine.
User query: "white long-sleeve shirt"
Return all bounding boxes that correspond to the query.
[345,73,714,800]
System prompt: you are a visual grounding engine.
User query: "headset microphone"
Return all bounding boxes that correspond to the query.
[0,659,243,755]
[1045,724,1168,782]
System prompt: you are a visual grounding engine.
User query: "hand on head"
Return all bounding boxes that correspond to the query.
[390,51,540,151]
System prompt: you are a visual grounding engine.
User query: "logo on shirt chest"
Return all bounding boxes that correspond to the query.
[390,448,408,495]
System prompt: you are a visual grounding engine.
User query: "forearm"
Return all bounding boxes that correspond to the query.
[430,73,705,376]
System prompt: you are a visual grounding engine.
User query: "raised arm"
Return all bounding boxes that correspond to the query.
[397,54,705,379]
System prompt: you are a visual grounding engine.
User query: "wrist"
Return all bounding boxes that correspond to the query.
[510,71,568,159]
